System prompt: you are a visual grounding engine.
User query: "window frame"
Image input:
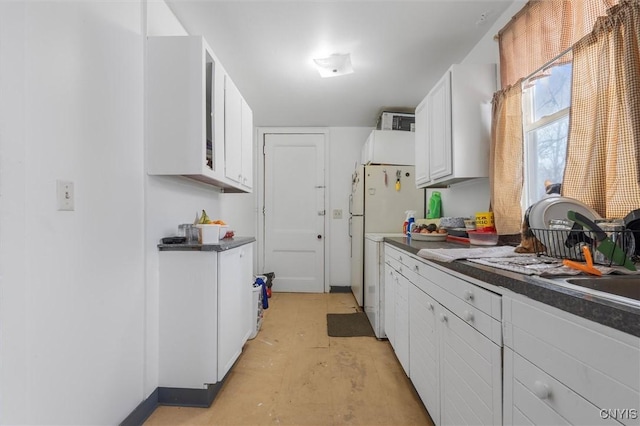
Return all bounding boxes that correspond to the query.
[521,58,572,208]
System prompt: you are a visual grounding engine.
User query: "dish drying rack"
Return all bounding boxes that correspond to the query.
[530,228,637,265]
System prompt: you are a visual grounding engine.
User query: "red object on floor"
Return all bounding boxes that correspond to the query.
[266,287,272,298]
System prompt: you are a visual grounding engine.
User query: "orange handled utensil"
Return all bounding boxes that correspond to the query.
[563,245,602,276]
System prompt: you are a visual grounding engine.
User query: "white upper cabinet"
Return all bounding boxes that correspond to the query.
[224,75,253,190]
[147,35,252,193]
[414,98,429,186]
[415,63,496,188]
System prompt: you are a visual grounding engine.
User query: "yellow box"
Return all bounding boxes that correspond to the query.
[475,211,495,231]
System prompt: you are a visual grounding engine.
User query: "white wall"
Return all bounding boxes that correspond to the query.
[0,1,146,424]
[422,0,526,219]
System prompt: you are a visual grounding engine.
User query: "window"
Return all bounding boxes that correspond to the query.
[521,53,572,207]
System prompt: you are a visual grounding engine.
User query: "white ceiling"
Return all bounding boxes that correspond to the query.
[166,0,513,128]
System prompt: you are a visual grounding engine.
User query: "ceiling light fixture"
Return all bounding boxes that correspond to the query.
[313,53,353,78]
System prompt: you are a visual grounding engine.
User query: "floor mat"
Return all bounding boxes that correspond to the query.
[326,312,375,337]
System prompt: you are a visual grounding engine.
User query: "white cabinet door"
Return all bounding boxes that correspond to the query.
[409,282,440,423]
[158,251,218,388]
[240,99,253,189]
[428,72,452,181]
[395,271,410,375]
[414,97,430,187]
[217,245,250,381]
[225,75,253,191]
[224,75,243,185]
[240,243,254,342]
[438,302,502,426]
[384,263,396,346]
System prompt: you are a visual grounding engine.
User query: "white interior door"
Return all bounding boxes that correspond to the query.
[264,133,325,293]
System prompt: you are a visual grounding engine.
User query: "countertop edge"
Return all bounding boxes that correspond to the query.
[383,236,640,338]
[158,236,256,252]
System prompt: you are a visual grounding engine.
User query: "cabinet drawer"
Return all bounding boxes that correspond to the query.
[510,350,612,425]
[505,297,640,425]
[385,245,406,264]
[415,259,500,320]
[411,265,502,345]
[385,254,401,273]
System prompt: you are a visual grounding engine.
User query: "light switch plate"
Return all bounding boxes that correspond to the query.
[57,180,74,211]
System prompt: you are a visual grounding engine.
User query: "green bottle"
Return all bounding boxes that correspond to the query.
[427,191,441,219]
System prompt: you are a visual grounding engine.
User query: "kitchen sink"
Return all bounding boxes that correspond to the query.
[564,276,640,302]
[536,274,640,308]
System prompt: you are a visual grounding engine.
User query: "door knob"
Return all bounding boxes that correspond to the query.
[317,234,322,239]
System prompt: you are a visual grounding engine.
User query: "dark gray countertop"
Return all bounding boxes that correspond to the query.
[384,236,640,337]
[158,236,256,252]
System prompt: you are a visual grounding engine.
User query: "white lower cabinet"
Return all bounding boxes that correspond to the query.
[383,244,640,426]
[384,258,409,374]
[217,244,253,380]
[503,295,640,426]
[395,272,410,375]
[385,244,502,425]
[409,284,440,422]
[384,264,396,347]
[159,242,254,389]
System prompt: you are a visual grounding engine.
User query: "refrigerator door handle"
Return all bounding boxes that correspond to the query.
[348,216,352,237]
[348,194,353,215]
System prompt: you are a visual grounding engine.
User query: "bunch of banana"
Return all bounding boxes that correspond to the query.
[198,209,211,225]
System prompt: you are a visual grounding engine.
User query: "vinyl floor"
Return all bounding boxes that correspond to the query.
[144,292,434,425]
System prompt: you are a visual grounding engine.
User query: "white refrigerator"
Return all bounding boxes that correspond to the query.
[349,165,424,311]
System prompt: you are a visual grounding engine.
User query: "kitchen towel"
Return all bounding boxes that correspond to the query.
[416,245,530,263]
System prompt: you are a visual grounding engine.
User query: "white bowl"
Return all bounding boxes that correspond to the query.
[196,224,221,244]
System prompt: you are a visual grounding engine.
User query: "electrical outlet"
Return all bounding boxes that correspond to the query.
[332,209,343,219]
[57,180,74,211]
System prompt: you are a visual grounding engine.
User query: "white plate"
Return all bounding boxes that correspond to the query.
[411,232,448,241]
[529,195,601,230]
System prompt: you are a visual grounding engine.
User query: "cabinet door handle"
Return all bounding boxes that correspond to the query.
[463,310,474,322]
[533,380,551,399]
[439,313,448,323]
[428,303,434,311]
[464,290,474,301]
[414,265,419,273]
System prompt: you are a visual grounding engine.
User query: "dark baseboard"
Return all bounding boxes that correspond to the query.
[120,366,234,425]
[157,383,222,407]
[330,286,352,293]
[120,388,158,426]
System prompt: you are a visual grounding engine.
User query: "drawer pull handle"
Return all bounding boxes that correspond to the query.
[414,265,419,272]
[464,290,474,301]
[533,380,551,399]
[463,310,474,322]
[428,303,434,311]
[439,313,448,323]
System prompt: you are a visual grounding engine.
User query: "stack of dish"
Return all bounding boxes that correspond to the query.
[527,195,602,259]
